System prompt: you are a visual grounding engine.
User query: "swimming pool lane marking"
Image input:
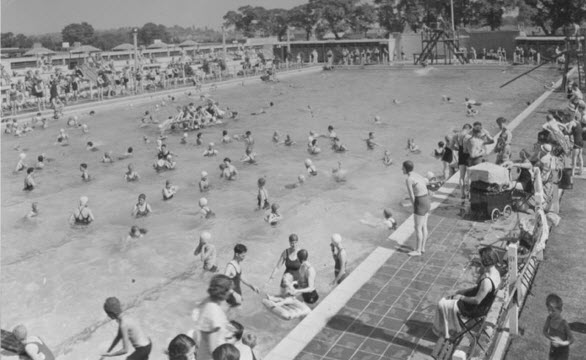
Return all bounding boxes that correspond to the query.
[265,68,572,360]
[4,65,324,124]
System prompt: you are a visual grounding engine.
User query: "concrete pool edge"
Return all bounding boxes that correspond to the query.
[263,67,574,360]
[4,65,323,123]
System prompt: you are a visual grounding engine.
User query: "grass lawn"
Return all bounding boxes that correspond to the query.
[505,181,586,360]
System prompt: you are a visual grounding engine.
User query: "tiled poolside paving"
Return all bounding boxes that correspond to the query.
[294,214,496,360]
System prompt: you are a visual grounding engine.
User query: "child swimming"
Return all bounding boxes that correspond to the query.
[195,132,203,146]
[180,132,188,145]
[118,147,134,160]
[198,197,215,219]
[23,167,36,191]
[26,202,39,219]
[56,129,69,145]
[125,163,140,182]
[272,131,280,143]
[86,141,99,152]
[193,231,218,272]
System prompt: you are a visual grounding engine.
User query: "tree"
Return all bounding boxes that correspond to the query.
[287,4,319,40]
[468,0,506,30]
[375,0,426,34]
[138,23,171,46]
[310,0,360,39]
[350,3,378,37]
[266,8,290,41]
[517,0,586,35]
[61,22,94,45]
[223,6,270,38]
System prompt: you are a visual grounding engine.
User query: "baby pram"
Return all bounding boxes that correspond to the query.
[468,163,514,222]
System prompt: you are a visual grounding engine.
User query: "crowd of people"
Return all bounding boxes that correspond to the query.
[4,55,585,360]
[430,81,584,360]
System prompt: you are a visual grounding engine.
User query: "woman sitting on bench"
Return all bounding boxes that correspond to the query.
[433,247,501,339]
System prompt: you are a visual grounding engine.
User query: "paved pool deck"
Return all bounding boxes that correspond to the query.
[265,74,579,360]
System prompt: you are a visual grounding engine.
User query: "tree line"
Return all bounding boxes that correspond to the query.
[2,0,584,51]
[1,22,234,51]
[223,0,586,40]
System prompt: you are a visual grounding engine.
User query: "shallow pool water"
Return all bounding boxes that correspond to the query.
[1,66,558,359]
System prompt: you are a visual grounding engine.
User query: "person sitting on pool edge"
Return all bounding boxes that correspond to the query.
[70,196,95,225]
[100,296,152,360]
[131,194,152,218]
[12,324,55,360]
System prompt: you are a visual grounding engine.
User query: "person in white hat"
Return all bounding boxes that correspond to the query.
[330,234,348,285]
[70,196,94,225]
[199,170,210,192]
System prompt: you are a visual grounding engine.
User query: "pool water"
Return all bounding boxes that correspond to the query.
[1,66,558,359]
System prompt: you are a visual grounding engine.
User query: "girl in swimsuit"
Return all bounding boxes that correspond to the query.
[70,196,94,225]
[131,194,152,218]
[403,160,430,257]
[269,234,301,282]
[199,171,210,192]
[264,203,282,225]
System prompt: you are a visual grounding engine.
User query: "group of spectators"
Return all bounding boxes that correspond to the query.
[431,81,584,360]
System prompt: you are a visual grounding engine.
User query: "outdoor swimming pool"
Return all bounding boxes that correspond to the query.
[0,65,559,359]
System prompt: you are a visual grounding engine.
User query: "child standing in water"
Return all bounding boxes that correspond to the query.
[257,177,270,210]
[305,159,317,176]
[80,163,91,182]
[382,150,394,166]
[543,294,574,360]
[131,194,152,218]
[265,203,282,225]
[199,197,215,219]
[125,164,140,182]
[162,180,178,200]
[365,132,380,150]
[199,171,210,192]
[194,231,218,272]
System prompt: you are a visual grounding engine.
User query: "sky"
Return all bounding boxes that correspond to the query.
[1,0,306,35]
